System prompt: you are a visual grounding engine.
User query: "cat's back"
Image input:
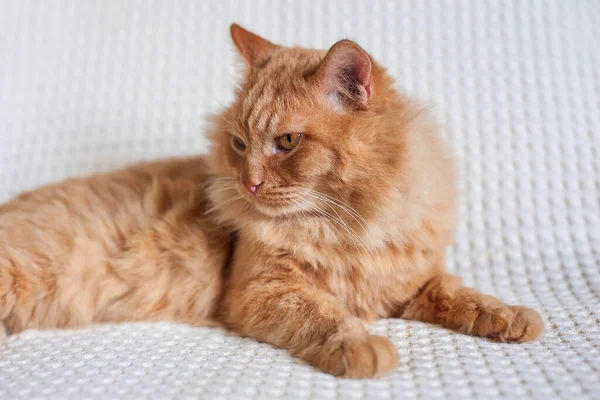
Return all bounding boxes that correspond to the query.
[0,156,231,331]
[0,156,211,252]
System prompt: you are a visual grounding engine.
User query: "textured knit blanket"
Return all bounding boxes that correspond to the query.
[0,1,598,399]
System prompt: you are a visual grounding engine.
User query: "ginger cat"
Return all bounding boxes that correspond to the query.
[0,24,543,378]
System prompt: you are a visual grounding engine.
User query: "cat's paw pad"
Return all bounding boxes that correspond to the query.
[473,305,543,343]
[318,334,399,378]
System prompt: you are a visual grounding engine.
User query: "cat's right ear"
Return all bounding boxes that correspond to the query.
[230,23,279,67]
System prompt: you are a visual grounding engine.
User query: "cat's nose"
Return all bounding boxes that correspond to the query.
[243,179,263,195]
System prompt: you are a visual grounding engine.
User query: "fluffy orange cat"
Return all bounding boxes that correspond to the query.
[0,24,543,378]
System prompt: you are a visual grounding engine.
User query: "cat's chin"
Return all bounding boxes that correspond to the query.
[247,198,309,219]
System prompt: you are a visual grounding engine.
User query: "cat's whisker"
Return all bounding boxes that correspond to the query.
[205,195,244,215]
[297,187,395,261]
[191,182,235,209]
[195,182,237,211]
[207,183,238,197]
[201,177,237,188]
[287,197,343,247]
[289,193,362,250]
[316,203,363,250]
[296,188,368,229]
[206,177,237,183]
[306,199,375,259]
[240,197,253,214]
[308,193,391,258]
[320,209,374,258]
[210,185,237,195]
[295,188,379,259]
[300,188,373,235]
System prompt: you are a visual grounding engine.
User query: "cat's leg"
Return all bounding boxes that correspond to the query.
[401,273,543,342]
[224,266,399,378]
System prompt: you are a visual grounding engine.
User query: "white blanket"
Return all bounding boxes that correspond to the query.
[1,1,599,398]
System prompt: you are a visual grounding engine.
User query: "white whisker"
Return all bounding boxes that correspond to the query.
[289,197,343,247]
[205,195,243,215]
[296,194,375,258]
[201,177,236,188]
[208,183,238,196]
[295,187,393,262]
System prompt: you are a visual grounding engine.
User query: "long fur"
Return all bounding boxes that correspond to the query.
[0,24,542,378]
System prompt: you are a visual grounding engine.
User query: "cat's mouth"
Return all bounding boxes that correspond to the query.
[237,184,315,217]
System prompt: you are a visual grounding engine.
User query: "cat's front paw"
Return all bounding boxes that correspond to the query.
[470,305,544,343]
[317,334,399,378]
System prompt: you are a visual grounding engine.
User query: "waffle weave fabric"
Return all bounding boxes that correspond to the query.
[0,1,599,399]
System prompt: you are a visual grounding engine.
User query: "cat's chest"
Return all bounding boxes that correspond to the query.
[301,245,435,320]
[251,221,441,319]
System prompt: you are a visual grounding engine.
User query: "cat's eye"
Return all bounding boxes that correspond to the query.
[276,133,302,152]
[231,135,246,151]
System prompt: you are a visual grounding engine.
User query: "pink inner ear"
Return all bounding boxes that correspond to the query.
[345,51,372,99]
[322,45,372,107]
[346,51,371,86]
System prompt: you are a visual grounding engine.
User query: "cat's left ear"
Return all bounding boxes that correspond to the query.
[230,23,279,67]
[312,40,373,110]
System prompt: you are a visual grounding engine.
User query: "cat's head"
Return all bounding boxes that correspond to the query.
[208,24,419,235]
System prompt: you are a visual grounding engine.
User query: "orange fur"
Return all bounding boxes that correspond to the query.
[0,158,232,334]
[0,24,543,378]
[211,24,543,377]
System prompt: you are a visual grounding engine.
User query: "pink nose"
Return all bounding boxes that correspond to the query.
[244,180,263,195]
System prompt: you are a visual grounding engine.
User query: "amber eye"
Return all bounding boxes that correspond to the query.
[231,135,246,151]
[276,133,302,152]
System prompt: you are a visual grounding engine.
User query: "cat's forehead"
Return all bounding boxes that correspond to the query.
[234,93,310,139]
[233,48,324,137]
[257,47,324,75]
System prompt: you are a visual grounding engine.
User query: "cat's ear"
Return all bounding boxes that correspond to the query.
[312,40,373,110]
[230,23,279,67]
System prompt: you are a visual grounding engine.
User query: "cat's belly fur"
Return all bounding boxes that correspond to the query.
[0,157,232,333]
